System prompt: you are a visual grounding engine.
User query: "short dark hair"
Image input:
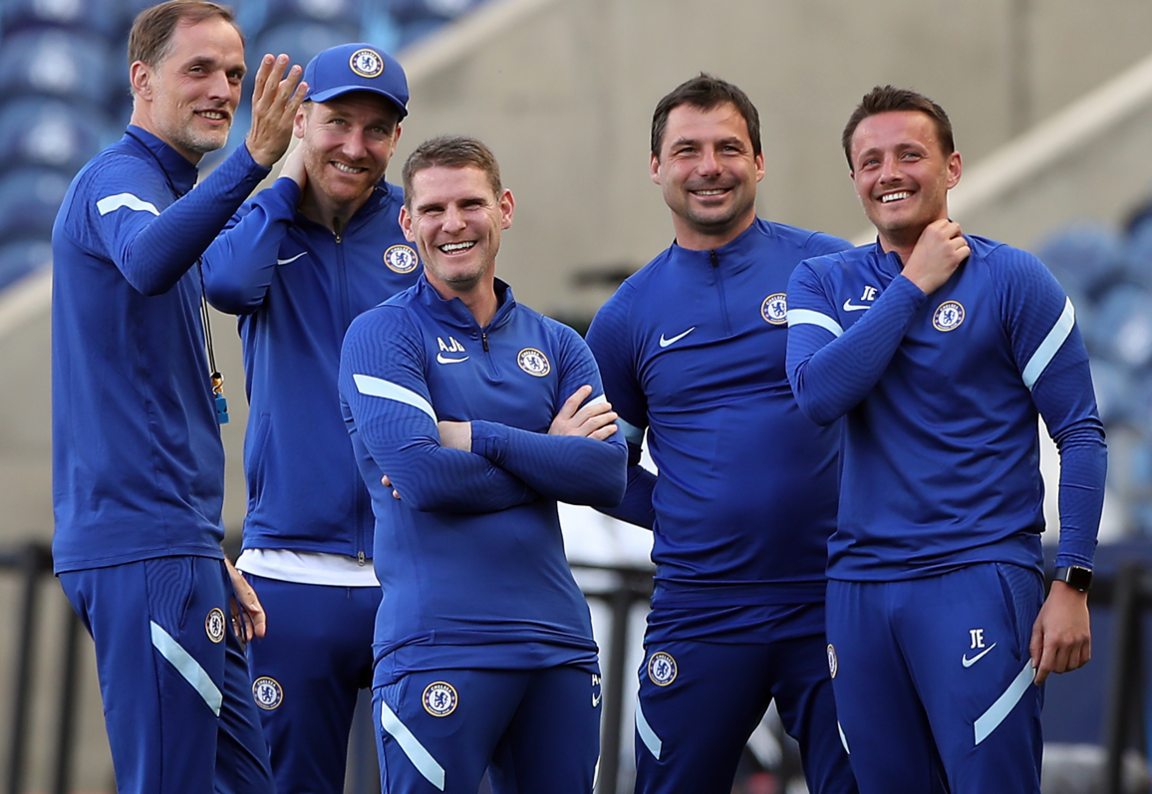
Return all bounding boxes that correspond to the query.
[128,0,241,71]
[841,85,954,169]
[651,73,762,160]
[402,135,502,208]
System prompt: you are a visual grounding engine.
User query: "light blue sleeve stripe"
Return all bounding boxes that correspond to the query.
[635,694,662,760]
[587,394,608,407]
[973,662,1035,745]
[149,622,222,716]
[353,374,437,422]
[96,192,160,216]
[618,418,644,447]
[787,309,844,338]
[838,721,850,755]
[379,700,446,790]
[1021,297,1075,391]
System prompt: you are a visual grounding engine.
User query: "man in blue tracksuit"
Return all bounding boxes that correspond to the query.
[584,74,857,794]
[786,85,1107,794]
[51,2,305,792]
[201,43,419,794]
[339,135,627,793]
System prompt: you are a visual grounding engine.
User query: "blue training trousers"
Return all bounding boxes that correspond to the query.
[826,563,1044,794]
[60,556,273,794]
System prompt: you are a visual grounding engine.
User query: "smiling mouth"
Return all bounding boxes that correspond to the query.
[691,188,728,198]
[439,241,475,253]
[880,191,912,203]
[332,161,368,174]
[196,110,230,123]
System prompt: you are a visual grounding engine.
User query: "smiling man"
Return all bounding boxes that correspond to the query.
[338,135,627,794]
[785,85,1108,794]
[201,42,419,794]
[51,2,305,793]
[583,74,857,794]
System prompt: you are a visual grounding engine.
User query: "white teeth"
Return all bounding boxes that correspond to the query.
[881,192,911,203]
[440,242,475,253]
[332,162,366,174]
[694,189,725,196]
[200,111,225,120]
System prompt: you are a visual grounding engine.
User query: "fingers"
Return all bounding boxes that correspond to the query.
[558,385,593,421]
[381,474,401,500]
[246,54,307,168]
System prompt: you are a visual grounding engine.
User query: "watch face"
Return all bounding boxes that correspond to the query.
[1057,566,1093,592]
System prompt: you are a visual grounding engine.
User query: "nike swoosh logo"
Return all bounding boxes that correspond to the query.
[276,252,307,265]
[842,299,872,311]
[659,327,696,348]
[592,692,602,708]
[436,354,469,364]
[961,643,997,667]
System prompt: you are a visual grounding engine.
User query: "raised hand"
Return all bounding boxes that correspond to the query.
[245,54,308,168]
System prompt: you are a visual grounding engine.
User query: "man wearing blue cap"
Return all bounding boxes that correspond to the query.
[202,42,418,794]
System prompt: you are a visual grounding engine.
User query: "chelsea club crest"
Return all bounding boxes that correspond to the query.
[384,245,418,274]
[761,293,788,325]
[349,48,384,78]
[517,348,551,377]
[932,300,965,332]
[205,607,226,643]
[422,681,458,717]
[252,676,284,710]
[647,651,678,686]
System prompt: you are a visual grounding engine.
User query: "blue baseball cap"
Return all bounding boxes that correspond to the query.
[302,43,409,118]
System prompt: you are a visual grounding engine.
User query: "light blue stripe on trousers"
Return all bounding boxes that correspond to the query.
[380,700,446,790]
[635,693,663,759]
[973,662,1034,745]
[149,621,222,716]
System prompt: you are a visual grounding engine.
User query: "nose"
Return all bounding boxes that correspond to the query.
[443,205,466,232]
[205,69,233,103]
[341,129,367,161]
[879,154,902,184]
[697,146,721,176]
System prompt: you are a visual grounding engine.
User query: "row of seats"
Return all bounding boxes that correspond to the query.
[0,0,487,289]
[1035,208,1152,536]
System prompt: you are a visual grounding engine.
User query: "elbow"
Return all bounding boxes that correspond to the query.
[204,280,257,315]
[791,386,839,427]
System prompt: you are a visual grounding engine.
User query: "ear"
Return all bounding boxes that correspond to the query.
[649,153,662,185]
[399,205,415,242]
[754,152,765,184]
[945,151,962,190]
[129,60,153,101]
[292,106,307,138]
[499,189,515,230]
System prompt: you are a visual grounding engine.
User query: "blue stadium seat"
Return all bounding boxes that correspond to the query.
[1035,223,1129,302]
[0,97,114,177]
[1089,358,1136,428]
[0,0,122,39]
[0,28,119,107]
[254,20,361,70]
[1085,283,1152,372]
[1124,213,1152,289]
[0,168,71,243]
[387,0,485,45]
[0,239,52,291]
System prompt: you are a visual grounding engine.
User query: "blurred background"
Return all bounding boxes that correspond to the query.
[4,0,1152,791]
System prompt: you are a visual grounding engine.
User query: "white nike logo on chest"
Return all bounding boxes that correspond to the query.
[276,252,307,265]
[842,299,871,311]
[659,327,696,348]
[436,354,469,364]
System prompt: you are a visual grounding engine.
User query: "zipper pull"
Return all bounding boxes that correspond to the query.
[357,551,366,566]
[482,332,490,352]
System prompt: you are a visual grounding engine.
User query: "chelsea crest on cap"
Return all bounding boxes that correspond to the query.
[302,43,410,118]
